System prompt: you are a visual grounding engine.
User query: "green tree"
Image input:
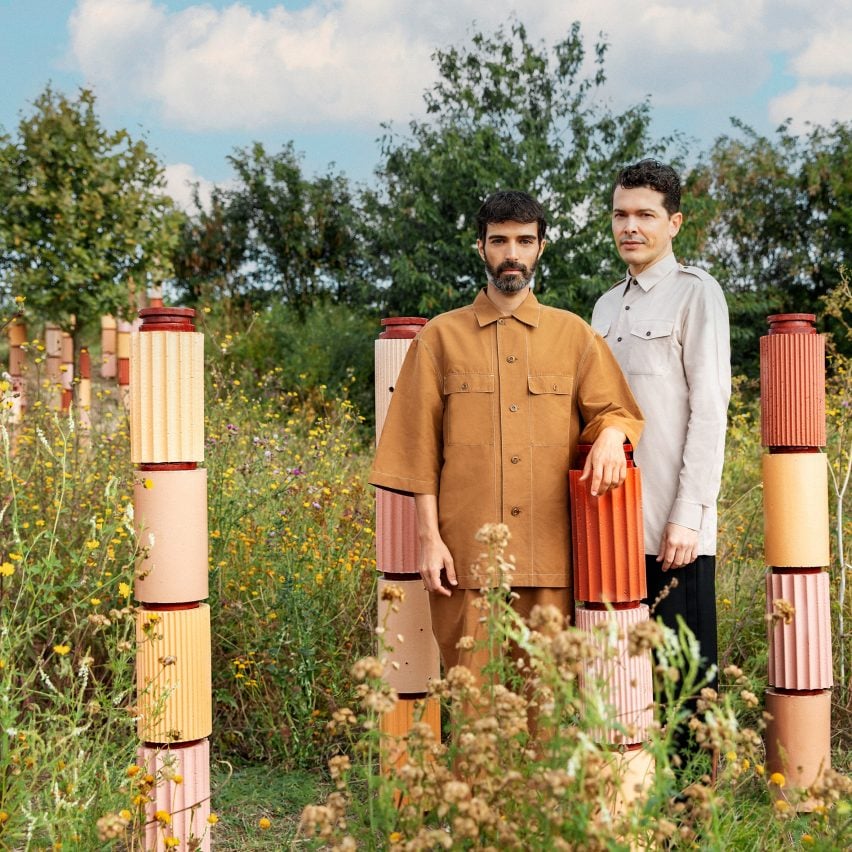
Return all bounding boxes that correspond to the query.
[173,142,370,315]
[366,19,666,319]
[0,86,181,333]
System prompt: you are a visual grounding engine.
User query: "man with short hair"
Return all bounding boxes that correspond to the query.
[592,159,731,754]
[370,190,643,684]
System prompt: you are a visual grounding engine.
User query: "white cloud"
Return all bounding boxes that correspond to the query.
[769,83,852,131]
[162,162,218,212]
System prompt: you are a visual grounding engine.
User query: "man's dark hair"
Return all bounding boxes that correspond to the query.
[613,159,681,215]
[476,190,547,242]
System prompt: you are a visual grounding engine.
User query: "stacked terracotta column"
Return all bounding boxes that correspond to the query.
[569,444,654,808]
[760,313,832,806]
[6,318,27,422]
[374,317,441,756]
[130,307,212,849]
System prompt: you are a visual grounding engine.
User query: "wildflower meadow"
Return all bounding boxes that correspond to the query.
[1,283,851,850]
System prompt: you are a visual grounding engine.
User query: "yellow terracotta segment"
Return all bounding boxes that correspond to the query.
[117,323,132,359]
[136,605,212,743]
[138,740,211,852]
[130,331,205,463]
[377,577,440,693]
[134,468,209,603]
[763,453,829,567]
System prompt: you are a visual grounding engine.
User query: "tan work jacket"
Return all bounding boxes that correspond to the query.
[370,289,644,589]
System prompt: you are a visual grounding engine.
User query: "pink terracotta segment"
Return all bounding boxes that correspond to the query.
[766,572,832,690]
[136,604,212,743]
[575,605,654,744]
[374,336,418,439]
[139,739,212,851]
[760,331,825,447]
[133,468,209,603]
[765,688,831,793]
[377,577,440,693]
[375,489,420,574]
[762,453,829,567]
[569,467,645,603]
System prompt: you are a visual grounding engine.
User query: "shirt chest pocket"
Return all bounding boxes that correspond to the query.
[628,320,675,376]
[528,375,574,446]
[444,373,495,445]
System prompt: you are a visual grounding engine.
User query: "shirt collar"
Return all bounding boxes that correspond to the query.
[472,287,541,328]
[627,252,678,293]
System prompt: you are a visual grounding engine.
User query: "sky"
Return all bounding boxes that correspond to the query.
[2,0,851,211]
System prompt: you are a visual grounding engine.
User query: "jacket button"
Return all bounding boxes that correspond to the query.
[498,318,506,325]
[552,383,558,391]
[511,506,521,516]
[509,404,518,412]
[506,355,516,363]
[646,331,651,336]
[511,455,521,464]
[461,382,469,390]
[625,305,630,310]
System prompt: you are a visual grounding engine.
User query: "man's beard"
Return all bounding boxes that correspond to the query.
[485,258,536,293]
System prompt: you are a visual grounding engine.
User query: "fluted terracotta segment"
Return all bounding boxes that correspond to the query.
[765,689,831,792]
[575,605,654,744]
[380,697,441,745]
[375,337,417,439]
[766,572,833,689]
[375,489,420,573]
[134,469,209,603]
[101,315,117,378]
[760,324,825,448]
[136,605,212,743]
[130,331,205,463]
[763,453,829,567]
[139,740,211,851]
[377,577,440,693]
[569,467,645,603]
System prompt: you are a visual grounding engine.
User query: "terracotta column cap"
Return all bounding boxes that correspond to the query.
[379,317,428,339]
[138,306,196,332]
[767,313,816,334]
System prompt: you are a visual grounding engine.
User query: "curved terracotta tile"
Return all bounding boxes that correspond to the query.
[376,488,420,574]
[575,605,654,744]
[762,453,829,567]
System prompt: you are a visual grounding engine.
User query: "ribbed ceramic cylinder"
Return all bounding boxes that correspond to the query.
[134,468,209,603]
[101,315,117,379]
[130,331,205,463]
[570,445,645,603]
[765,689,831,794]
[575,604,654,744]
[136,604,212,743]
[377,577,440,693]
[763,453,829,567]
[760,315,825,448]
[375,318,427,438]
[380,697,442,762]
[766,571,833,690]
[375,489,420,574]
[138,740,211,851]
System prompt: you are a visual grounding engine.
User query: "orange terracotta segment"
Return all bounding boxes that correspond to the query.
[380,696,441,773]
[762,453,829,567]
[760,331,825,448]
[765,689,831,799]
[575,605,654,744]
[375,488,420,573]
[766,572,832,690]
[7,319,26,347]
[569,467,646,603]
[136,605,212,743]
[101,315,118,378]
[374,336,418,440]
[134,468,209,603]
[138,740,211,852]
[377,577,440,693]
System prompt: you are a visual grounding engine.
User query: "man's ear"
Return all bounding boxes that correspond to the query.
[476,239,486,262]
[669,213,683,239]
[538,239,547,259]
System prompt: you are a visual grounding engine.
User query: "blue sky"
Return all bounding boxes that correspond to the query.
[2,0,851,209]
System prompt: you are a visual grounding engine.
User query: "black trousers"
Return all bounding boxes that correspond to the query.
[643,554,718,762]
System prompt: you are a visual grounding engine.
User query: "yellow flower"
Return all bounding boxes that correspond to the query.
[389,831,403,842]
[53,645,71,656]
[774,799,790,814]
[89,598,102,607]
[802,835,814,845]
[207,814,219,825]
[119,809,132,820]
[118,582,132,600]
[164,838,180,848]
[725,751,737,761]
[172,774,183,784]
[0,562,14,577]
[258,817,271,830]
[85,540,100,550]
[769,772,786,788]
[126,765,141,778]
[144,478,154,489]
[0,810,8,823]
[154,810,171,825]
[755,764,765,776]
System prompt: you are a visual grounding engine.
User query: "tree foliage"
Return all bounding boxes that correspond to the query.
[365,20,665,319]
[0,87,181,332]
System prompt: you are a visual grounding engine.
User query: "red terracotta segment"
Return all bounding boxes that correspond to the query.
[569,466,645,603]
[138,740,211,851]
[766,572,833,690]
[575,605,654,745]
[375,488,420,574]
[760,331,826,447]
[377,577,440,693]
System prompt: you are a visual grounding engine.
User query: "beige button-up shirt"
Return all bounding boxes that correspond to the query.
[370,288,644,588]
[591,253,730,556]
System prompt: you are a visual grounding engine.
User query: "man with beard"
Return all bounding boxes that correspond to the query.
[370,190,643,692]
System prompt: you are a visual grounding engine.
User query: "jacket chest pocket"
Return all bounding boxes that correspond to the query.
[528,375,573,446]
[628,320,675,375]
[444,373,495,445]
